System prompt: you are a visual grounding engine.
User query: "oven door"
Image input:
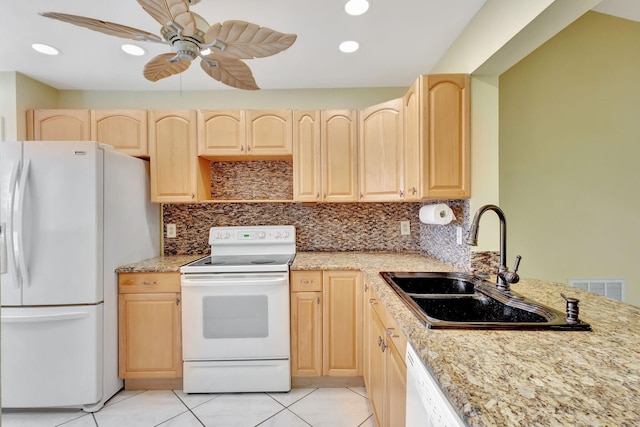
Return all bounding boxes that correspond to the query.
[181,272,290,361]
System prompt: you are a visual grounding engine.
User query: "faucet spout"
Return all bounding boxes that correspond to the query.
[467,204,517,291]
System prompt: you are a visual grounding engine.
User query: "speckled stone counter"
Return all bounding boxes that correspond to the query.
[115,255,204,273]
[292,252,640,427]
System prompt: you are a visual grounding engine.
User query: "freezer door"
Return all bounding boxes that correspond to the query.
[22,141,103,305]
[0,141,23,305]
[1,304,103,408]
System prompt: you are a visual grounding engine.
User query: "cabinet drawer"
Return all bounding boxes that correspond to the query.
[118,272,181,294]
[290,271,323,292]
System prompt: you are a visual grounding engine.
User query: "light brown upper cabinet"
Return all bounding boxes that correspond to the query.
[91,110,148,157]
[321,110,359,202]
[27,109,91,141]
[293,110,359,202]
[293,110,322,202]
[359,99,404,201]
[407,74,470,199]
[149,110,209,203]
[199,109,292,159]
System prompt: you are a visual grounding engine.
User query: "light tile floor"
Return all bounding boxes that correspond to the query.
[2,387,377,427]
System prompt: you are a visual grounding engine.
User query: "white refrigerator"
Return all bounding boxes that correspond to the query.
[0,141,160,411]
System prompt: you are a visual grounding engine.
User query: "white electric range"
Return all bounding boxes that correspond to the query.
[180,225,296,393]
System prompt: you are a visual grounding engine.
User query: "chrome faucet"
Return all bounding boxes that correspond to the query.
[466,204,521,292]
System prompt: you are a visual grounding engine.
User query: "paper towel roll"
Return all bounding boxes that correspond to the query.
[419,204,456,225]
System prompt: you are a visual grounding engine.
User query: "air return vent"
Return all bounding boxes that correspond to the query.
[569,279,625,302]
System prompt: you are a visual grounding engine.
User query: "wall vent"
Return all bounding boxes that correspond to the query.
[569,279,625,302]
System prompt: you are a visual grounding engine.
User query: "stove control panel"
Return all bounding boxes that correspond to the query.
[209,226,295,245]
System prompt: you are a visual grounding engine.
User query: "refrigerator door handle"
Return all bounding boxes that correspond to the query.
[0,222,6,274]
[14,159,30,287]
[6,160,20,284]
[1,311,91,323]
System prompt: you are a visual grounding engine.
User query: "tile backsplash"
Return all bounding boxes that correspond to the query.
[164,158,471,268]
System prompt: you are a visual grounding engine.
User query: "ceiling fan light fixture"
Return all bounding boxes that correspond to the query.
[339,40,359,53]
[32,43,60,56]
[121,44,146,56]
[345,0,370,16]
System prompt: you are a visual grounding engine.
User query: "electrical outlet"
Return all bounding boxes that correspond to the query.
[166,224,177,238]
[400,221,411,236]
[456,226,463,245]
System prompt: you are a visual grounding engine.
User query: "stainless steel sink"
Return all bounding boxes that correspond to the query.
[379,272,591,330]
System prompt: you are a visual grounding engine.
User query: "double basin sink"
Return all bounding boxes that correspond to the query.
[380,272,591,330]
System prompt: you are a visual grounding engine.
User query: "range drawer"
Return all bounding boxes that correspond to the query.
[118,272,181,294]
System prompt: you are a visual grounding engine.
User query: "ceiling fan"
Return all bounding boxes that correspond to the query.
[41,0,297,90]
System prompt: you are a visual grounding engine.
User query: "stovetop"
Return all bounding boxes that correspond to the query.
[180,225,296,274]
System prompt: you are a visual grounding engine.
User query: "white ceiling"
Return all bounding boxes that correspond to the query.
[0,0,487,91]
[1,0,638,92]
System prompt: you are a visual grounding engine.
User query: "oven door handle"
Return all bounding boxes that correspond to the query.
[181,273,289,287]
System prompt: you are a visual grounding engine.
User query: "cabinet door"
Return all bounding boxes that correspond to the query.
[290,291,323,377]
[422,74,470,198]
[198,110,245,157]
[362,280,372,389]
[91,110,148,157]
[293,110,321,202]
[28,109,90,141]
[403,79,421,200]
[386,339,407,427]
[118,293,182,379]
[246,110,292,156]
[321,110,359,202]
[322,271,362,376]
[149,110,199,203]
[359,98,404,201]
[368,300,386,426]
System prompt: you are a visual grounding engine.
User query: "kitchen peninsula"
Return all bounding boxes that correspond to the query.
[118,252,640,426]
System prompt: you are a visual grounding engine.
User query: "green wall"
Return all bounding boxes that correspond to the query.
[499,11,640,306]
[0,72,17,141]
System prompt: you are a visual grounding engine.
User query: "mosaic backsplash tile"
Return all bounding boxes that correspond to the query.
[164,160,472,266]
[419,200,471,270]
[210,161,293,200]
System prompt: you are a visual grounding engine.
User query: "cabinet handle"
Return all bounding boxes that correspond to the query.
[323,193,327,199]
[176,298,180,305]
[386,328,399,338]
[240,146,244,152]
[247,146,251,152]
[369,299,378,305]
[411,186,417,195]
[316,297,320,305]
[301,279,313,285]
[191,193,195,199]
[360,193,364,199]
[316,192,320,199]
[381,341,387,352]
[364,283,369,292]
[142,281,156,286]
[399,190,404,198]
[377,336,383,347]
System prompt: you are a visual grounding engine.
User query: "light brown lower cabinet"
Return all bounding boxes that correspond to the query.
[290,270,362,378]
[366,285,407,427]
[118,272,182,386]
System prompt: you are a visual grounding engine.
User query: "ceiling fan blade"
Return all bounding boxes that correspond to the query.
[204,20,297,60]
[137,0,196,36]
[144,53,191,82]
[40,12,163,42]
[200,56,259,90]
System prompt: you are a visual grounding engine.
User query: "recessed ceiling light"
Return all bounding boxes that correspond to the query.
[121,44,146,56]
[339,40,360,53]
[31,43,60,56]
[345,0,369,16]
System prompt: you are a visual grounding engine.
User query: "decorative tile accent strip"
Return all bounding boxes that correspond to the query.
[210,161,293,200]
[419,200,471,270]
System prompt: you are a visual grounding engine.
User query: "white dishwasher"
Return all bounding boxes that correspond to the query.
[405,344,466,427]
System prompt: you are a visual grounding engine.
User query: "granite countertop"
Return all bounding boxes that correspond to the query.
[115,254,204,273]
[118,252,640,426]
